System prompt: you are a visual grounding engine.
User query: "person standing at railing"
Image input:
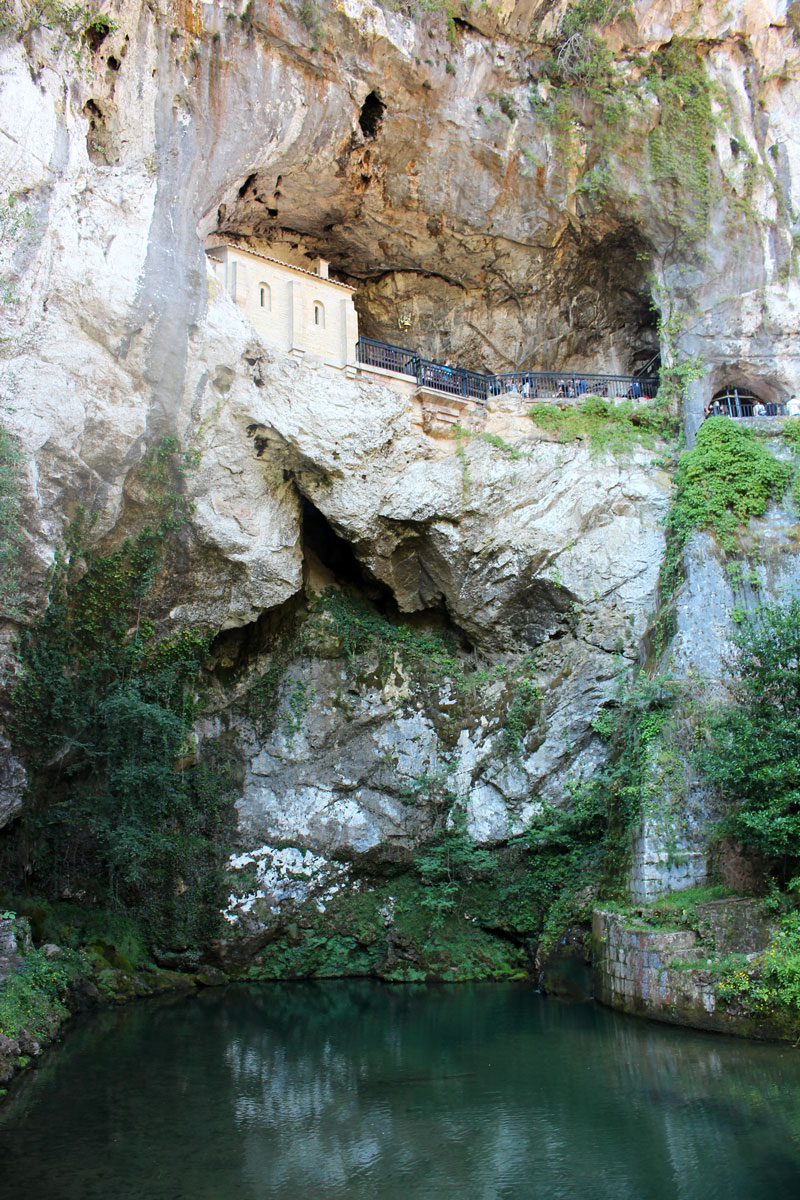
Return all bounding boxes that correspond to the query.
[787,395,800,416]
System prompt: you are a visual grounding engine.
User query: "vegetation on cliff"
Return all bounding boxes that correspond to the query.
[528,395,677,455]
[660,417,792,602]
[0,423,23,616]
[5,439,232,958]
[699,598,800,869]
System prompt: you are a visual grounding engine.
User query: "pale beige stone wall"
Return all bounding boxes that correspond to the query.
[207,246,358,368]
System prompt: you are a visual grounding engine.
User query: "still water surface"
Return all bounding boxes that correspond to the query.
[1,981,799,1200]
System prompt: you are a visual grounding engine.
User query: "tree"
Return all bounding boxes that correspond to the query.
[699,599,800,873]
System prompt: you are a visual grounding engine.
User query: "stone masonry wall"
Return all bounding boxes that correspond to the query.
[592,907,783,1038]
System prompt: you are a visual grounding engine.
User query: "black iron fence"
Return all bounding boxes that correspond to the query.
[710,394,787,419]
[356,337,658,403]
[489,371,657,401]
[356,336,419,376]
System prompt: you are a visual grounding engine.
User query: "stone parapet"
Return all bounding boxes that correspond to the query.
[592,908,786,1038]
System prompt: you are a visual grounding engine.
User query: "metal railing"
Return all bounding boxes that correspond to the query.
[489,371,657,401]
[416,358,491,401]
[711,398,787,418]
[356,337,658,403]
[355,336,419,377]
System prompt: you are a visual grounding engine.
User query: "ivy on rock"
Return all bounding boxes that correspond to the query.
[8,438,232,957]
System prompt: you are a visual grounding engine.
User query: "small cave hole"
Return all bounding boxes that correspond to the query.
[83,17,112,52]
[238,172,258,198]
[359,91,385,139]
[452,16,482,35]
[107,55,120,71]
[82,99,109,163]
[266,207,279,218]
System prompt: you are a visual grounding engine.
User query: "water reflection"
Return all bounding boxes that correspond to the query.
[1,981,799,1199]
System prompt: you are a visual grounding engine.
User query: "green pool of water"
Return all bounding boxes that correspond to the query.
[1,981,799,1199]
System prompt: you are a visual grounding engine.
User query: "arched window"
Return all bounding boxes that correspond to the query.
[711,386,773,418]
[313,301,325,328]
[259,283,270,310]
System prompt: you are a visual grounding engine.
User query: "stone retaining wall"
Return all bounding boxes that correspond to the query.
[592,906,787,1039]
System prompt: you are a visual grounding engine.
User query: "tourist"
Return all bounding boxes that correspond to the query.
[787,395,800,416]
[754,400,766,416]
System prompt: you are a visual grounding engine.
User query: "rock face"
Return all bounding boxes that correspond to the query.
[1,0,800,961]
[629,465,800,903]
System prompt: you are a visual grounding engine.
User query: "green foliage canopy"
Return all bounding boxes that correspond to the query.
[9,440,230,950]
[698,598,800,867]
[660,417,791,603]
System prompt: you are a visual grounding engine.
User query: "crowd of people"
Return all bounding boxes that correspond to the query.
[704,394,799,419]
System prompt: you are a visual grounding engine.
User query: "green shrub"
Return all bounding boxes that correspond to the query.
[415,814,497,926]
[0,947,86,1043]
[717,908,800,1019]
[660,417,791,600]
[8,439,233,951]
[697,598,800,869]
[529,395,677,457]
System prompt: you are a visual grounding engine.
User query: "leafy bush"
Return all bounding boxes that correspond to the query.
[529,396,677,456]
[660,417,791,602]
[415,814,497,926]
[697,598,800,870]
[0,946,86,1043]
[8,440,232,951]
[716,908,800,1019]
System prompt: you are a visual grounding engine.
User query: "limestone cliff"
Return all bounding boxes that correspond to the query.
[1,0,799,973]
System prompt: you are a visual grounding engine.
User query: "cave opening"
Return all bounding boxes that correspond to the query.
[711,385,769,416]
[452,16,484,35]
[207,493,475,680]
[202,182,661,384]
[300,494,473,650]
[359,92,385,139]
[83,18,111,52]
[301,495,377,593]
